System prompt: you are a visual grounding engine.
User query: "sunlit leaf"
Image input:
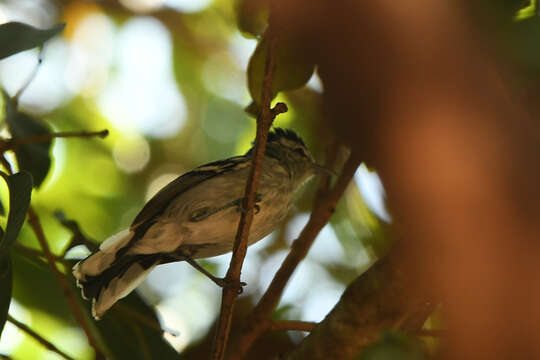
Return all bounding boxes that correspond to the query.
[0,171,32,251]
[0,255,12,339]
[0,22,65,60]
[515,0,536,20]
[5,97,52,187]
[235,0,269,38]
[248,32,315,104]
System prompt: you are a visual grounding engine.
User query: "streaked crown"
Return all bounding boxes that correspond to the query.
[266,128,313,162]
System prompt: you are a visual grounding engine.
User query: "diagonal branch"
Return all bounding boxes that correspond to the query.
[230,152,361,359]
[210,31,280,360]
[27,207,105,357]
[285,243,436,360]
[7,314,74,360]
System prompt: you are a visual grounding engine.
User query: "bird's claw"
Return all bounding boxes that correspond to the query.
[236,193,262,215]
[215,277,247,294]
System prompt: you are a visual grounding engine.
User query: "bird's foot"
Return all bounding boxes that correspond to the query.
[213,277,247,294]
[236,193,262,215]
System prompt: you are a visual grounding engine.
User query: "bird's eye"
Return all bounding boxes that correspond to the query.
[294,148,307,157]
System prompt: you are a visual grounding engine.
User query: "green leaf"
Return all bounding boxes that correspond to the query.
[12,253,74,322]
[0,255,12,339]
[5,96,52,187]
[0,171,32,252]
[247,32,315,104]
[0,22,65,60]
[235,0,269,38]
[0,171,31,340]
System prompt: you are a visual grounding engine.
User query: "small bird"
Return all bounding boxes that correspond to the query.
[73,128,321,319]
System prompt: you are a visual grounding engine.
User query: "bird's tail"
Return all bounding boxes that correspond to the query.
[72,230,159,319]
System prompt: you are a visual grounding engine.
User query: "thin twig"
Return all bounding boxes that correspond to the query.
[231,152,361,359]
[210,31,280,360]
[7,314,74,360]
[269,320,317,332]
[27,206,104,357]
[1,129,109,152]
[54,211,99,254]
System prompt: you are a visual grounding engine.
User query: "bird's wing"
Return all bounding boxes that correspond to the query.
[130,156,250,230]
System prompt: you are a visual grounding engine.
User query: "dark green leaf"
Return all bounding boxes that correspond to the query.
[0,255,12,339]
[235,0,269,37]
[0,199,4,217]
[96,294,178,360]
[12,253,75,322]
[247,32,315,104]
[5,101,52,187]
[0,171,31,340]
[0,171,32,252]
[0,22,65,60]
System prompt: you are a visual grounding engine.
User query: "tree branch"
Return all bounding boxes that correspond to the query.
[270,320,317,332]
[210,30,280,360]
[1,129,109,152]
[27,207,104,357]
[8,314,74,360]
[285,244,436,360]
[230,151,361,359]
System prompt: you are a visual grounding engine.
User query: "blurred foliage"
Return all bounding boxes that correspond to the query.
[0,0,510,358]
[356,332,427,360]
[235,0,269,38]
[247,31,315,104]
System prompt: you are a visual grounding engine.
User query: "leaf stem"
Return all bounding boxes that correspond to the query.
[13,53,42,103]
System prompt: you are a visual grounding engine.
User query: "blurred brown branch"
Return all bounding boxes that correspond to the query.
[269,320,317,332]
[7,314,75,360]
[210,29,280,360]
[230,151,360,359]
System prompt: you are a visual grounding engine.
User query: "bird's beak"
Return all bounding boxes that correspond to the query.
[312,163,337,177]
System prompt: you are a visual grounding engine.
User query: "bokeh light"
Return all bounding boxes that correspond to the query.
[98,16,187,138]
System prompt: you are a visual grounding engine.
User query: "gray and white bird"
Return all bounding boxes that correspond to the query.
[73,128,321,319]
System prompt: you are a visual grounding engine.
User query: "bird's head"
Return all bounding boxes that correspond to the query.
[264,128,327,186]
